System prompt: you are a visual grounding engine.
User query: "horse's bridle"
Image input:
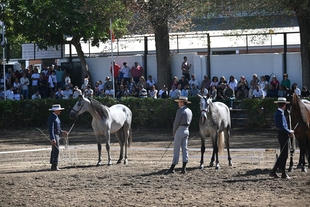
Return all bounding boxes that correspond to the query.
[71,98,86,115]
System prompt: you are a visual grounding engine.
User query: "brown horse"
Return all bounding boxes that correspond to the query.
[289,93,310,172]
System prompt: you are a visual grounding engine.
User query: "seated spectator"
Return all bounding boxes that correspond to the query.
[158,85,168,98]
[137,76,147,90]
[292,83,301,97]
[32,91,42,99]
[218,76,227,86]
[84,85,94,98]
[301,86,310,98]
[217,83,226,101]
[267,84,278,98]
[93,81,100,97]
[178,75,188,90]
[103,76,113,91]
[252,85,264,98]
[63,85,73,99]
[270,76,279,90]
[248,74,259,98]
[278,85,287,97]
[139,88,147,98]
[146,75,156,91]
[128,78,136,93]
[210,76,219,88]
[169,84,178,99]
[171,76,179,89]
[224,84,235,108]
[55,87,65,99]
[6,86,15,100]
[189,74,199,89]
[236,76,249,99]
[209,85,217,100]
[129,85,138,97]
[149,85,158,99]
[13,78,21,90]
[73,86,82,99]
[259,75,269,97]
[13,89,23,100]
[116,84,126,100]
[199,87,208,96]
[201,75,211,91]
[180,84,189,97]
[104,85,114,98]
[189,84,199,97]
[228,75,238,91]
[98,80,104,94]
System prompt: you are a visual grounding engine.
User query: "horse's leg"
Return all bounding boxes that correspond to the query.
[210,136,216,168]
[288,151,294,172]
[214,132,220,170]
[224,129,233,166]
[123,126,130,165]
[200,135,206,170]
[115,130,124,164]
[96,134,102,166]
[105,130,112,166]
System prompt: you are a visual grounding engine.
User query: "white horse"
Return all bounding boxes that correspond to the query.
[69,95,132,166]
[198,94,233,170]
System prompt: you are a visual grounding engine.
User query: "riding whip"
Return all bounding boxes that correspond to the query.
[158,139,174,163]
[36,127,59,150]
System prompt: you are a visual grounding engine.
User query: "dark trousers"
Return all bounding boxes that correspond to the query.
[50,135,60,165]
[276,131,289,170]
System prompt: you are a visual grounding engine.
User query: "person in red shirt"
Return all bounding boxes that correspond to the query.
[130,62,144,84]
[110,60,121,86]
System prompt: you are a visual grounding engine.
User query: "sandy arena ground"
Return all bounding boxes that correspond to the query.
[0,128,310,207]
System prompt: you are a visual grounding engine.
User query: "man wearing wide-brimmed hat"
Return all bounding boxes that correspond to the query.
[270,97,294,179]
[48,104,67,171]
[165,96,193,174]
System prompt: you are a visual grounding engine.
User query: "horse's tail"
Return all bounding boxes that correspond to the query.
[218,132,225,155]
[128,128,132,147]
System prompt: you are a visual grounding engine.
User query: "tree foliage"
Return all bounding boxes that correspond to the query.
[4,0,130,80]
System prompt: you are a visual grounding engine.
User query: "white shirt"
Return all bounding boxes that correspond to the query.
[20,77,29,90]
[63,89,73,99]
[31,73,40,86]
[120,66,131,78]
[253,89,264,98]
[228,79,238,90]
[32,94,41,99]
[6,89,14,100]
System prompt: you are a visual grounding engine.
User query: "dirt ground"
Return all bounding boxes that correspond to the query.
[0,127,310,207]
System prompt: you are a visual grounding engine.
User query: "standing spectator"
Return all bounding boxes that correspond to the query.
[181,56,191,81]
[48,104,67,171]
[5,68,13,88]
[55,66,64,90]
[248,74,259,98]
[228,75,238,91]
[146,75,156,91]
[201,75,211,91]
[38,72,48,98]
[189,74,199,89]
[31,67,40,95]
[64,73,72,89]
[20,72,30,100]
[120,62,131,85]
[164,96,193,174]
[81,74,90,91]
[48,70,57,93]
[301,86,310,98]
[41,65,49,76]
[270,97,294,179]
[32,91,42,99]
[130,62,144,84]
[281,73,291,92]
[110,60,121,86]
[73,86,82,99]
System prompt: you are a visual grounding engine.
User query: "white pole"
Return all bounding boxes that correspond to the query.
[2,21,5,100]
[110,18,115,98]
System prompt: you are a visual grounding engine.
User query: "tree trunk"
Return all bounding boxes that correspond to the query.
[71,35,92,86]
[297,15,310,90]
[153,20,171,90]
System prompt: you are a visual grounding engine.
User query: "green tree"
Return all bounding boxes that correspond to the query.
[5,0,130,81]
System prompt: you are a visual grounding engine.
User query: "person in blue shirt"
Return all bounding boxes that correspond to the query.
[270,97,294,179]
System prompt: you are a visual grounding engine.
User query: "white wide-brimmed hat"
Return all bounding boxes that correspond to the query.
[49,104,65,111]
[274,97,290,104]
[175,96,191,104]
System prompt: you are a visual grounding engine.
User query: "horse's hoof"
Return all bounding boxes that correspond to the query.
[96,163,101,167]
[302,167,307,172]
[124,160,128,165]
[229,162,233,167]
[199,165,204,170]
[209,162,214,167]
[116,160,122,164]
[215,166,220,170]
[288,167,293,172]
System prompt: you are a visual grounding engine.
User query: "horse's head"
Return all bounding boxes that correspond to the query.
[198,94,211,123]
[69,95,90,120]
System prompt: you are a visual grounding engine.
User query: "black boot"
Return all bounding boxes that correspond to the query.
[164,164,175,174]
[269,166,280,178]
[181,162,187,174]
[51,164,61,171]
[281,169,291,179]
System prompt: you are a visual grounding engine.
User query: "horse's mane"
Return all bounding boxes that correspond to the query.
[292,93,310,125]
[88,97,109,119]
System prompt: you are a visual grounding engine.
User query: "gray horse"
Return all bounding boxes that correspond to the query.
[69,95,132,166]
[198,94,233,170]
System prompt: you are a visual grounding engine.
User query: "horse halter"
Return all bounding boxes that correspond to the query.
[71,98,86,115]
